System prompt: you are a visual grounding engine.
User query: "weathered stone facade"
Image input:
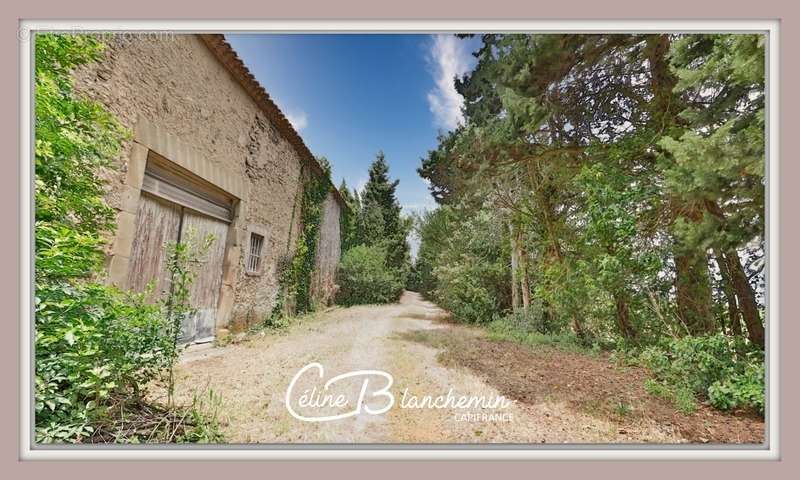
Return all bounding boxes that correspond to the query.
[310,192,343,307]
[73,34,343,338]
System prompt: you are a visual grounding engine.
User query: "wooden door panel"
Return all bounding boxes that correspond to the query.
[127,193,182,298]
[126,168,230,344]
[179,210,229,343]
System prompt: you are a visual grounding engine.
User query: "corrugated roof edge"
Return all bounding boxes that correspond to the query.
[198,34,348,211]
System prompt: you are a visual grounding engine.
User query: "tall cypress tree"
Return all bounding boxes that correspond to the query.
[359,151,410,273]
[361,152,401,234]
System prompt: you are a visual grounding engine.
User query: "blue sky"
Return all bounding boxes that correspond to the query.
[226,34,480,215]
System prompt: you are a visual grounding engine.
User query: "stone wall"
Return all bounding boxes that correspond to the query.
[310,192,342,307]
[73,34,309,332]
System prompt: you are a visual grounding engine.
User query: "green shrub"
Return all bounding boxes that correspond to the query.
[336,245,403,306]
[644,378,671,399]
[405,262,425,293]
[674,385,699,414]
[639,334,764,414]
[35,283,172,442]
[487,316,585,353]
[614,401,632,417]
[432,258,505,324]
[415,208,509,324]
[34,32,151,443]
[708,361,765,414]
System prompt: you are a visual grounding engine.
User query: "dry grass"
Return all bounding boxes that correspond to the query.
[401,326,765,444]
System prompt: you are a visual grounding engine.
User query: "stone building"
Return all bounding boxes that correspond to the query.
[74,34,344,344]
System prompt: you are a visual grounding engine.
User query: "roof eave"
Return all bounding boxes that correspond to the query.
[198,34,348,211]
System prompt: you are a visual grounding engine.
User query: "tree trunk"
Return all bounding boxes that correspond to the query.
[571,314,586,340]
[520,271,531,312]
[647,34,714,335]
[722,250,764,349]
[613,292,636,339]
[715,249,742,336]
[702,201,763,347]
[674,251,715,335]
[548,238,584,338]
[645,34,679,127]
[541,300,553,333]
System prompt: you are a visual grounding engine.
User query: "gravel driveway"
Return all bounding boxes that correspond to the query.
[166,292,758,444]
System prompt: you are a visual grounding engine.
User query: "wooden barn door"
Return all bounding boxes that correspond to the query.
[127,194,182,300]
[178,211,228,343]
[126,153,233,345]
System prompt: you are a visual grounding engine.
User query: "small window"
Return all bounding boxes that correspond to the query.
[247,232,264,274]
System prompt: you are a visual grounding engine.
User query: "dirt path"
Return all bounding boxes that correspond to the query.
[166,292,763,444]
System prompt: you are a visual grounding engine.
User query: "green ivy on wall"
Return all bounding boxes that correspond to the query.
[291,163,331,313]
[267,160,332,324]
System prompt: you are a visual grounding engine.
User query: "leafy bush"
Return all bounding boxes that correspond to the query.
[36,285,171,442]
[708,361,765,414]
[410,206,510,324]
[37,232,220,444]
[405,262,425,293]
[426,209,510,324]
[336,245,403,306]
[434,264,500,324]
[486,316,585,353]
[639,334,764,414]
[35,33,140,442]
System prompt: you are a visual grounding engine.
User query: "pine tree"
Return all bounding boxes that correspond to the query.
[359,152,410,274]
[361,152,401,234]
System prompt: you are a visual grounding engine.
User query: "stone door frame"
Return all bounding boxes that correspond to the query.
[106,116,246,332]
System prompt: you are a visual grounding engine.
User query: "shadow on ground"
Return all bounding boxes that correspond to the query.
[397,326,765,444]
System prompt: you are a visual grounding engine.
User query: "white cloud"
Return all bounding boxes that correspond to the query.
[426,34,474,131]
[285,110,308,132]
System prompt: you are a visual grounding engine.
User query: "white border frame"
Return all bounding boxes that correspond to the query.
[19,19,780,460]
